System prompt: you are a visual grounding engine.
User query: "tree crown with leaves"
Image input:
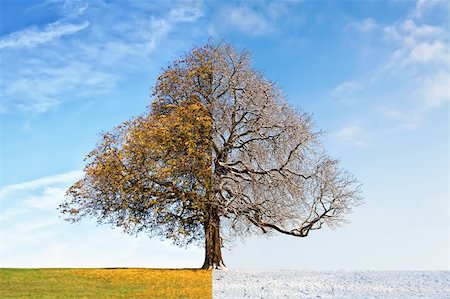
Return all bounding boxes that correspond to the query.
[60,43,362,269]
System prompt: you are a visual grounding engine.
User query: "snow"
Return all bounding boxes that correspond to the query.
[213,270,450,298]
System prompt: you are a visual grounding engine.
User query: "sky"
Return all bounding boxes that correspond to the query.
[0,0,448,270]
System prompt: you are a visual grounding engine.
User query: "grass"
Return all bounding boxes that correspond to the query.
[0,268,212,298]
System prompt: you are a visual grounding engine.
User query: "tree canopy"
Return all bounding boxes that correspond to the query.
[60,43,362,269]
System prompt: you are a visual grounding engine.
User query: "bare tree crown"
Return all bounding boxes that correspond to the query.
[206,45,361,237]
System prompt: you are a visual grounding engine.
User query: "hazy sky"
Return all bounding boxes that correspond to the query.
[0,0,448,270]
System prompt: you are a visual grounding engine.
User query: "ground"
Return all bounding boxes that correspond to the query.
[213,270,450,299]
[2,268,448,298]
[0,268,211,298]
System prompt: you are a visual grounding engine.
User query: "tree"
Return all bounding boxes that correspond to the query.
[60,44,362,269]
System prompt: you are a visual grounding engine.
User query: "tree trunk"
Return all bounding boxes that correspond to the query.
[201,208,225,269]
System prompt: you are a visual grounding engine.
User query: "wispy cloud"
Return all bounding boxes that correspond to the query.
[333,125,368,147]
[377,107,420,130]
[410,0,449,19]
[169,5,204,22]
[417,71,449,107]
[2,61,118,112]
[227,6,273,36]
[0,170,82,197]
[331,81,362,104]
[0,21,89,50]
[60,0,89,18]
[384,20,448,68]
[382,19,449,110]
[0,1,204,113]
[333,1,449,133]
[208,2,300,37]
[0,170,203,267]
[345,18,378,33]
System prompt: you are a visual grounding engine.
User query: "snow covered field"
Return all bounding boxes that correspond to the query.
[213,270,450,298]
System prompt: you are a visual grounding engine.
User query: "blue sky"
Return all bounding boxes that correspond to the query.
[0,0,448,270]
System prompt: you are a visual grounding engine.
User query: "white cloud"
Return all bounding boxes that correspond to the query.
[0,21,89,50]
[0,170,203,268]
[228,7,273,36]
[418,72,449,107]
[410,0,449,19]
[209,3,293,37]
[383,20,448,68]
[335,3,449,133]
[407,41,447,64]
[382,18,449,110]
[388,19,444,39]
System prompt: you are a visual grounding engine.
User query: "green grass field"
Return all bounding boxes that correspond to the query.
[0,268,212,298]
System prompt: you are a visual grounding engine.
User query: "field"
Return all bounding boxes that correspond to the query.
[213,270,450,299]
[0,268,212,298]
[2,269,449,298]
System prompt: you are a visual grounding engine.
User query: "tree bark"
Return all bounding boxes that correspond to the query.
[201,207,225,269]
